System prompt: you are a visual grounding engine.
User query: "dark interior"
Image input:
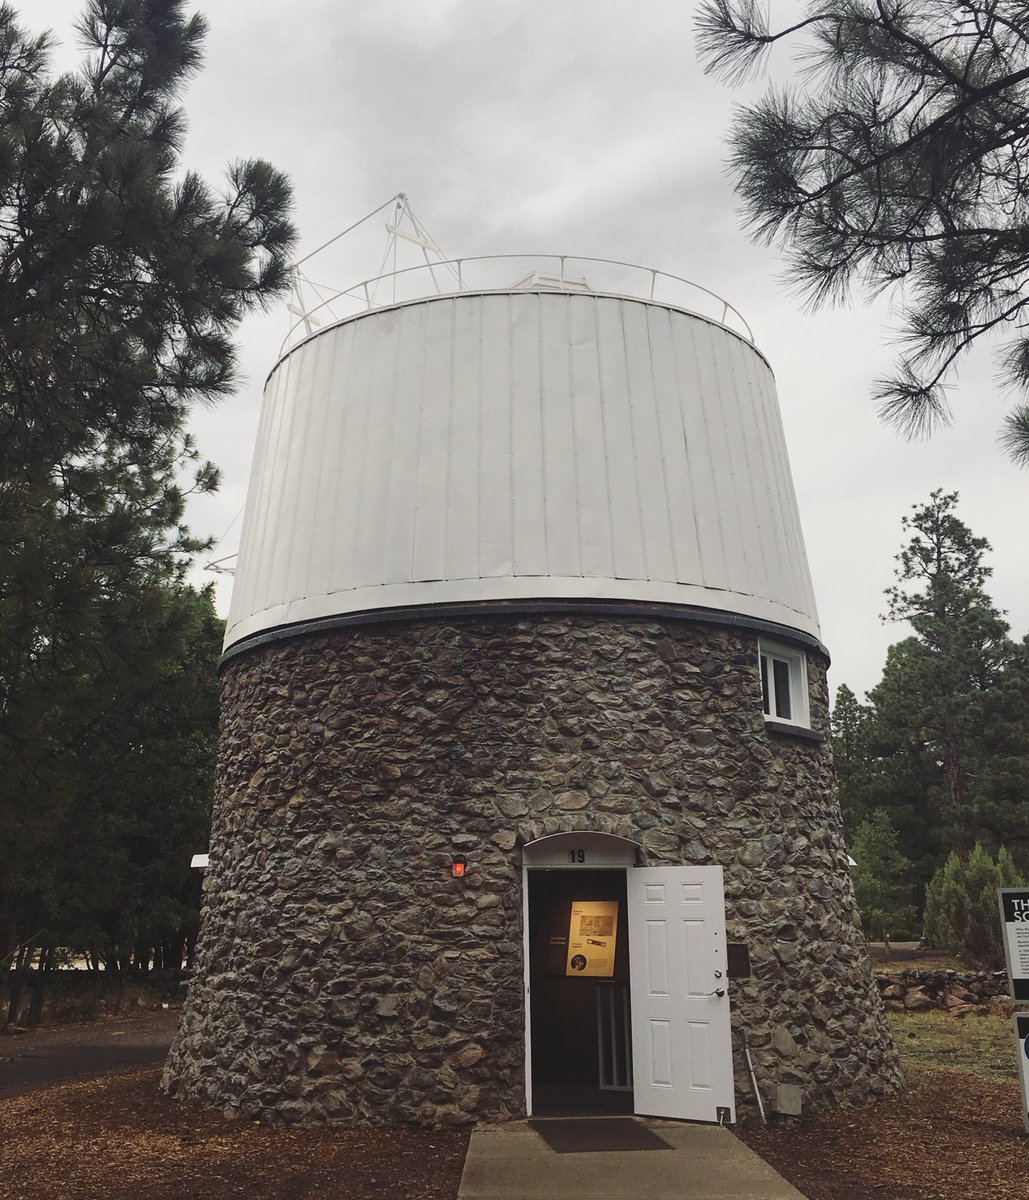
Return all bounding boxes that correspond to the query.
[527,868,632,1116]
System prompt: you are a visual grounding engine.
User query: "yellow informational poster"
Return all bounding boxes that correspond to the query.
[565,900,618,977]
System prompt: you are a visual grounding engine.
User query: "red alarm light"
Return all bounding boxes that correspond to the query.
[452,855,468,879]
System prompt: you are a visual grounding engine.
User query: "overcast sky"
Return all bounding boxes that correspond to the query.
[33,0,1029,701]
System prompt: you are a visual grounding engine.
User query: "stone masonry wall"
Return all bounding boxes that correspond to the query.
[877,970,1012,1015]
[163,615,902,1125]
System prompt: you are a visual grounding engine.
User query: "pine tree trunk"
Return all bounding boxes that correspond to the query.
[945,728,964,819]
[5,941,34,1026]
[1,906,26,1027]
[27,944,53,1028]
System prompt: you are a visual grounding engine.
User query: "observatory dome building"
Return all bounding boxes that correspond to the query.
[164,258,901,1126]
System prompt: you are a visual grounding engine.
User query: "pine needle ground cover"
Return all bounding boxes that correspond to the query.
[739,1011,1029,1200]
[0,1068,469,1200]
[2,1009,1027,1200]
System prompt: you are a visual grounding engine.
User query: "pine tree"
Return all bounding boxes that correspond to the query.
[849,809,917,942]
[876,491,1016,850]
[922,845,1025,966]
[829,492,1029,898]
[0,1,295,986]
[51,583,223,975]
[921,853,958,952]
[972,637,1029,857]
[831,682,875,833]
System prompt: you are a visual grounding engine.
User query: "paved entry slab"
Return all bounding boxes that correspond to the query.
[458,1120,808,1200]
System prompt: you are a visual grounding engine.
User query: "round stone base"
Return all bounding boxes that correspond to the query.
[163,615,902,1124]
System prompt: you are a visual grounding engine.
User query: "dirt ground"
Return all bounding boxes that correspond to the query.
[0,1067,469,1200]
[2,1007,1028,1200]
[738,1065,1029,1200]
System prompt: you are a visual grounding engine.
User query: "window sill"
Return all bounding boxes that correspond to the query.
[763,720,825,744]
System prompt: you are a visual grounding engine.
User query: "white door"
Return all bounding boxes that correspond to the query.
[628,865,735,1122]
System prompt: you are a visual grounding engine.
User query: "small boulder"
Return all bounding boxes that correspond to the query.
[903,988,935,1011]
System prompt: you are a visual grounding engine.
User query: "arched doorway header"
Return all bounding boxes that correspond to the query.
[521,831,641,868]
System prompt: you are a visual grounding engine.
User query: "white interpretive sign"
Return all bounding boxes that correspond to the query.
[999,889,1029,1003]
[566,900,618,978]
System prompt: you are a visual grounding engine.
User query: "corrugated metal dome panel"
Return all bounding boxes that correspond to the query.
[225,291,819,649]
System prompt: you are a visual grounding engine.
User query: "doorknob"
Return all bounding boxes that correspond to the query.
[703,987,726,998]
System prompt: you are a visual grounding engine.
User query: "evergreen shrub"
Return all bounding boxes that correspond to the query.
[922,845,1025,967]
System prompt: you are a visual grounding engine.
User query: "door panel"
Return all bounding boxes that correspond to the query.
[645,921,669,993]
[628,865,735,1122]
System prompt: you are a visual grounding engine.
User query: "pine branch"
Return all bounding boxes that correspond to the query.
[998,400,1029,463]
[696,0,1029,464]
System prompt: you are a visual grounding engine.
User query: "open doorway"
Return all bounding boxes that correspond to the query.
[526,868,633,1116]
[522,835,736,1123]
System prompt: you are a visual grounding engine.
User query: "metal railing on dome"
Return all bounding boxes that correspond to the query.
[282,253,755,354]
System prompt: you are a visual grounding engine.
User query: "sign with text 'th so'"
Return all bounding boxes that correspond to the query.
[999,889,1029,1003]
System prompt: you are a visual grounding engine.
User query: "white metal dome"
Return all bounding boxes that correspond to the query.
[224,274,819,652]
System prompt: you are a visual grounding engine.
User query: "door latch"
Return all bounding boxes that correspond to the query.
[705,968,725,996]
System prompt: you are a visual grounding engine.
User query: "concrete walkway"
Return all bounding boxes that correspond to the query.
[458,1120,808,1200]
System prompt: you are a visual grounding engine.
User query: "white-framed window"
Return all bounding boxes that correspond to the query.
[758,641,810,728]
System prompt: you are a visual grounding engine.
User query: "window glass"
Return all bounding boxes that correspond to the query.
[772,658,792,720]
